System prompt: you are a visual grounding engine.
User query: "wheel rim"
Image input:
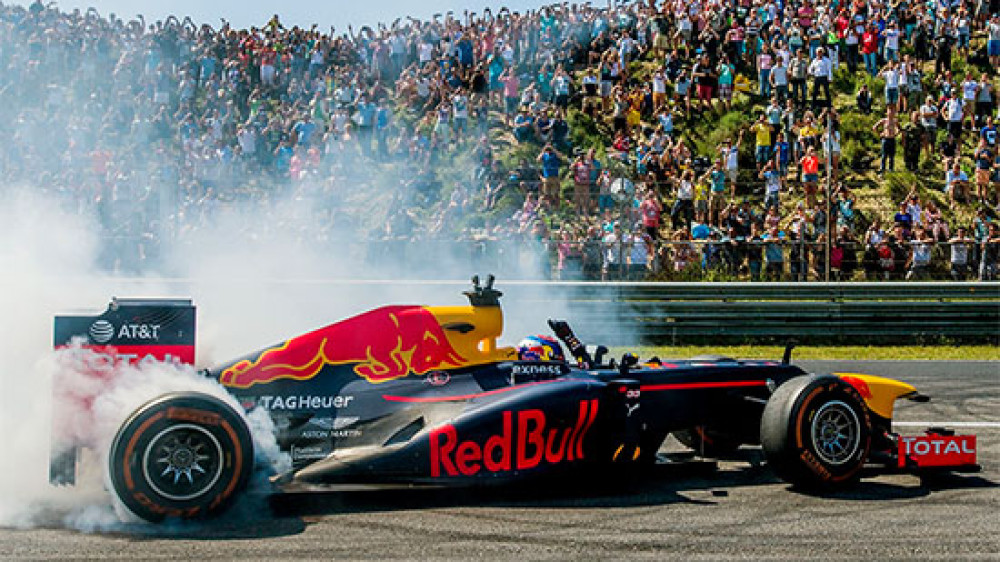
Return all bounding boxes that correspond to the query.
[809,401,861,466]
[142,424,224,502]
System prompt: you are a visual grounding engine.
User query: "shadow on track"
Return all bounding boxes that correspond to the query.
[271,457,995,521]
[113,457,994,538]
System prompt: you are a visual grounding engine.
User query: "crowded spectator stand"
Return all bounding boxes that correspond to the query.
[1,0,999,280]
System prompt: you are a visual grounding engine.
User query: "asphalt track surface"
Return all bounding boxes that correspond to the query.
[2,360,998,560]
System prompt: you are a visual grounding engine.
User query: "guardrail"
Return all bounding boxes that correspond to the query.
[54,277,999,345]
[506,281,1000,344]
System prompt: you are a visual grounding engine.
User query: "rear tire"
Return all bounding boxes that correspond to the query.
[760,375,871,489]
[108,392,253,522]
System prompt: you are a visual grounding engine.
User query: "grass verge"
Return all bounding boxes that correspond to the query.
[615,346,999,361]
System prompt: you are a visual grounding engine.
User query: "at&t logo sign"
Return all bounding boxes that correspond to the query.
[88,320,114,344]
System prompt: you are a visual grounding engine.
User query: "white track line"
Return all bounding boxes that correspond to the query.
[894,421,1000,429]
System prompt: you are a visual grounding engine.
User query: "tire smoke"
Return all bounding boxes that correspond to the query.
[0,176,574,532]
[0,341,289,532]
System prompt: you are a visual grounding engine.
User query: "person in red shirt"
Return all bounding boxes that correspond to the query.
[861,26,879,77]
[797,1,815,28]
[799,146,822,208]
[640,188,664,239]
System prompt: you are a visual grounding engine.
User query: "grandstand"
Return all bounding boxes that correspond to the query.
[0,0,998,280]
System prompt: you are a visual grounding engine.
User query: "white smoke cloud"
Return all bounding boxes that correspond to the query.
[0,176,575,532]
[0,339,289,531]
[0,191,295,532]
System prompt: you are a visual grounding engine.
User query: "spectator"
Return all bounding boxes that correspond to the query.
[716,55,736,112]
[893,200,914,239]
[639,189,663,240]
[701,159,728,224]
[856,83,873,115]
[901,111,923,172]
[537,144,565,208]
[939,132,960,173]
[919,96,939,158]
[513,108,537,144]
[940,91,964,141]
[763,226,785,279]
[836,186,857,232]
[501,68,520,125]
[799,146,821,208]
[570,152,593,215]
[582,226,604,281]
[808,47,832,110]
[873,108,901,175]
[670,229,696,273]
[602,222,624,280]
[989,15,1000,70]
[759,160,783,213]
[983,116,998,148]
[627,226,653,279]
[974,138,995,203]
[692,53,716,113]
[773,132,792,177]
[556,229,584,280]
[671,168,695,230]
[751,114,774,172]
[949,227,974,280]
[861,24,878,76]
[833,226,859,280]
[881,61,902,111]
[935,25,954,76]
[980,222,1000,280]
[945,161,971,205]
[770,56,789,102]
[903,58,923,113]
[719,131,744,195]
[906,227,935,280]
[923,200,951,242]
[788,49,809,108]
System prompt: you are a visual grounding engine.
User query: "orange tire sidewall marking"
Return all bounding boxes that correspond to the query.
[122,405,247,516]
[794,383,871,483]
[122,411,166,491]
[211,419,244,510]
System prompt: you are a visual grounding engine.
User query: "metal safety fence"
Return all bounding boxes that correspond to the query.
[505,281,1000,345]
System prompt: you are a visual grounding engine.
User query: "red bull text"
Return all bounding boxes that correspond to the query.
[219,306,466,388]
[429,399,599,477]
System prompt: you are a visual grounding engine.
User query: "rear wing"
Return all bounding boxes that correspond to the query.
[50,298,196,485]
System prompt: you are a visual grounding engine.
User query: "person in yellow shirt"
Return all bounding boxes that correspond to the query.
[694,176,710,224]
[750,115,773,171]
[796,114,821,155]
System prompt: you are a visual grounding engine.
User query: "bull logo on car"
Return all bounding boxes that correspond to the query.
[219,306,466,388]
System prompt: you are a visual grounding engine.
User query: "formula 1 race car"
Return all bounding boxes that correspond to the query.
[50,277,979,522]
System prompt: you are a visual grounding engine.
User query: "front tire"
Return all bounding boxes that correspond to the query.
[108,392,253,522]
[760,375,871,489]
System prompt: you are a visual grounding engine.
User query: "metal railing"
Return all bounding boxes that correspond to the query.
[66,275,998,344]
[508,281,1000,345]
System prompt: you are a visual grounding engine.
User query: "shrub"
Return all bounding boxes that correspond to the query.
[882,169,918,202]
[567,108,606,152]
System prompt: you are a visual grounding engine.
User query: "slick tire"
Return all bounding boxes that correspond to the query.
[760,375,871,489]
[674,426,742,458]
[108,392,253,523]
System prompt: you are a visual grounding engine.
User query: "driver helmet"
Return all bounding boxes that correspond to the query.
[516,335,565,362]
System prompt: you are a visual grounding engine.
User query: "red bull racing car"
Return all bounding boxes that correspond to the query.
[50,277,979,522]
